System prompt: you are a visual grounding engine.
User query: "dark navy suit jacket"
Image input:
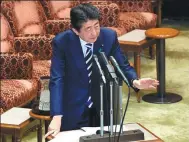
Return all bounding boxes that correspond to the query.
[49,27,138,131]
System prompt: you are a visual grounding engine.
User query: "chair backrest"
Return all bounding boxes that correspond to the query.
[0,13,14,53]
[77,0,153,12]
[1,1,47,36]
[95,3,120,27]
[111,0,153,12]
[71,1,120,27]
[40,0,75,19]
[41,0,120,28]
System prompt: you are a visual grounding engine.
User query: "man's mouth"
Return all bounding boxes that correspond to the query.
[90,37,96,40]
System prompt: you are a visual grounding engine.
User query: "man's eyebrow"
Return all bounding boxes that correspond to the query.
[85,25,92,29]
[94,22,99,25]
[84,22,99,29]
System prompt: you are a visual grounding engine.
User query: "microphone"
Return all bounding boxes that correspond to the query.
[99,52,118,84]
[109,56,130,87]
[93,55,106,84]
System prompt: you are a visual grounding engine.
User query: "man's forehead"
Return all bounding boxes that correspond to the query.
[82,20,99,28]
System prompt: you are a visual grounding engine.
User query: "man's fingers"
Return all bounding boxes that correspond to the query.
[152,82,159,86]
[52,130,59,137]
[149,85,156,89]
[45,130,55,138]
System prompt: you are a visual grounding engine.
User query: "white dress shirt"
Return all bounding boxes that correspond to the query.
[79,38,94,57]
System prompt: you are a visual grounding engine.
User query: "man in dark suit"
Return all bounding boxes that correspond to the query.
[45,3,159,137]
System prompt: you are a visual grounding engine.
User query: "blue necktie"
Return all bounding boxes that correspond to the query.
[85,43,93,108]
[85,43,93,83]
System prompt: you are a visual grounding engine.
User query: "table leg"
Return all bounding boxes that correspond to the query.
[45,120,49,134]
[12,136,15,142]
[134,52,141,102]
[37,120,42,142]
[158,39,166,97]
[156,39,160,94]
[134,52,141,78]
[45,120,50,142]
[1,135,6,142]
[142,39,182,103]
[12,136,21,142]
[16,138,21,142]
[149,45,155,59]
[136,92,141,103]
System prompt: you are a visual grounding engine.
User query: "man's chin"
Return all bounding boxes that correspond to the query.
[89,38,97,43]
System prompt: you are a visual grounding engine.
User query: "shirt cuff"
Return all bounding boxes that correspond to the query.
[131,78,139,88]
[54,115,63,118]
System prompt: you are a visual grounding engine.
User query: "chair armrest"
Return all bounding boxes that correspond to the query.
[117,0,153,12]
[44,19,71,35]
[14,34,55,60]
[0,53,33,79]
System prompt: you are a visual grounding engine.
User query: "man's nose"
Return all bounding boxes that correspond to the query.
[91,28,97,36]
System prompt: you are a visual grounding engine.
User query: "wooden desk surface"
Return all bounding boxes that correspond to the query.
[119,38,148,46]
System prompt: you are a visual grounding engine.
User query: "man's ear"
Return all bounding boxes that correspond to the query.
[72,28,79,35]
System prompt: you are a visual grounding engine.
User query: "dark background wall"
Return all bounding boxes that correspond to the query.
[162,0,189,19]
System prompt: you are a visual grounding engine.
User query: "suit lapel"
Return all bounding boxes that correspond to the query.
[93,34,103,56]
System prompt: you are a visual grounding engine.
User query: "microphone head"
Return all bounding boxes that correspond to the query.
[93,54,98,61]
[93,54,97,58]
[99,52,109,65]
[109,56,119,66]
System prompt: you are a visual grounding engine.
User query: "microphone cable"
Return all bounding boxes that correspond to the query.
[117,86,131,142]
[104,80,111,142]
[113,78,122,142]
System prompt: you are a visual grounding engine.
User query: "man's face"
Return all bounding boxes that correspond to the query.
[73,20,100,43]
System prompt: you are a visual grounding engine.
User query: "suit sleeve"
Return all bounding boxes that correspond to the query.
[49,38,66,116]
[110,31,139,92]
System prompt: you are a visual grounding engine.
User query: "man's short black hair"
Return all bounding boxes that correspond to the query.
[70,3,100,31]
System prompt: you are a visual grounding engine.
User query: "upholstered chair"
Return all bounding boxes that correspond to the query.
[113,0,157,30]
[95,3,128,36]
[40,0,74,19]
[1,1,55,78]
[111,0,158,59]
[0,14,40,113]
[40,0,127,36]
[40,0,75,35]
[0,53,40,113]
[78,0,157,32]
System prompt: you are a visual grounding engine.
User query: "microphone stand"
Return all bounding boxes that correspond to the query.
[100,81,104,137]
[79,58,144,142]
[109,80,114,136]
[118,79,123,134]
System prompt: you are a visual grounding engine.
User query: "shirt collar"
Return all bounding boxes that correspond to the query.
[79,38,93,48]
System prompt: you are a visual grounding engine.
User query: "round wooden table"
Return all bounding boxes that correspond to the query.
[142,28,182,103]
[29,110,51,142]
